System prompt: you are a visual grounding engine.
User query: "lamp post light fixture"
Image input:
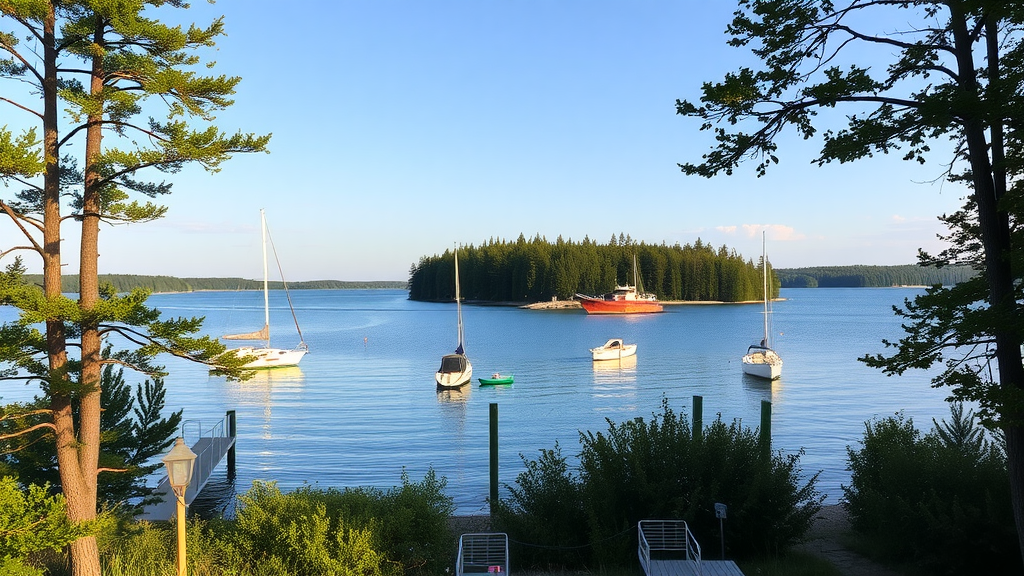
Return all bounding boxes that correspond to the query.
[163,437,197,576]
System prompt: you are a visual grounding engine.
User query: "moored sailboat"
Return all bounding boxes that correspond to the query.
[436,246,473,388]
[742,232,782,380]
[222,210,307,369]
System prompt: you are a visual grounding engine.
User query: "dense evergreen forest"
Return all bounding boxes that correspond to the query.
[776,265,975,288]
[407,234,777,303]
[21,275,407,293]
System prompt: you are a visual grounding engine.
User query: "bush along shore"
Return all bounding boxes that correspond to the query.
[5,401,1014,575]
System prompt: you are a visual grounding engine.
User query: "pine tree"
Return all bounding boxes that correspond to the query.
[0,3,267,573]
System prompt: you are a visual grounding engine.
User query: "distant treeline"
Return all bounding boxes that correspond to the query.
[776,265,976,288]
[407,234,778,303]
[21,275,408,293]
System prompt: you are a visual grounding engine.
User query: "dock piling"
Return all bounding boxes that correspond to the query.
[226,410,237,479]
[693,395,703,439]
[489,403,498,516]
[759,400,771,456]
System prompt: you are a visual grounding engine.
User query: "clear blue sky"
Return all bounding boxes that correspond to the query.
[8,1,968,281]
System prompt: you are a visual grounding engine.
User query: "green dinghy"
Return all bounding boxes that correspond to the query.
[478,373,514,386]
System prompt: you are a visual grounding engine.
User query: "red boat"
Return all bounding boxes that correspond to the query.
[575,255,664,314]
[576,287,663,314]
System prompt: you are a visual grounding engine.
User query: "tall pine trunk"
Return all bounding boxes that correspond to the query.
[37,2,99,575]
[950,5,1024,563]
[59,16,107,576]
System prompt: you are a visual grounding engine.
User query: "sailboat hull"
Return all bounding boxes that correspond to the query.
[436,353,472,388]
[219,210,307,371]
[578,295,663,314]
[236,346,307,369]
[742,347,782,380]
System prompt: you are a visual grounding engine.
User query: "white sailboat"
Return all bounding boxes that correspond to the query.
[742,232,782,380]
[436,246,472,388]
[223,209,307,369]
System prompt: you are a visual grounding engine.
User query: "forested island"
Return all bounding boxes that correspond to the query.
[408,234,776,303]
[22,275,407,293]
[408,235,977,303]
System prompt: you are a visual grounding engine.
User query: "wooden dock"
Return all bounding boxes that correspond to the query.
[639,520,745,576]
[647,559,744,576]
[138,413,236,522]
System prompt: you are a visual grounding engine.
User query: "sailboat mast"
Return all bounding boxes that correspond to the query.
[761,231,769,346]
[261,209,270,346]
[455,246,464,347]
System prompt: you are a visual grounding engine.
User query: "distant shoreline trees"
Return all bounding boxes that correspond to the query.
[20,276,408,294]
[777,265,975,288]
[16,261,974,297]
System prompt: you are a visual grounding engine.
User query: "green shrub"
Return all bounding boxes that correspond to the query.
[93,470,454,576]
[232,470,454,576]
[492,443,589,569]
[495,400,822,569]
[0,477,96,568]
[233,481,386,576]
[844,404,1019,575]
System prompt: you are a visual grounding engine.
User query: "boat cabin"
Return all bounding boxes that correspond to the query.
[439,354,469,373]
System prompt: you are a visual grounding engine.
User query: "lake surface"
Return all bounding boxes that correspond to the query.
[0,288,954,515]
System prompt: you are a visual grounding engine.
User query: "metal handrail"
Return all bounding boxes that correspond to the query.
[638,520,702,576]
[174,415,233,495]
[456,533,508,576]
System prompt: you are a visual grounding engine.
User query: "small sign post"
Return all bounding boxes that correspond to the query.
[714,503,727,560]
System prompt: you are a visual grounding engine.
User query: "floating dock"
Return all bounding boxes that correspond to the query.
[138,411,236,522]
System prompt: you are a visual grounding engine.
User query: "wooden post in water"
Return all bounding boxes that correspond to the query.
[227,410,237,479]
[489,403,498,516]
[759,400,772,456]
[693,395,703,439]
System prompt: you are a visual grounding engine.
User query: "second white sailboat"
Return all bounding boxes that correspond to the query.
[435,246,472,388]
[223,209,308,368]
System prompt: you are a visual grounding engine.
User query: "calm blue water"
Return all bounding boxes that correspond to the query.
[0,288,952,514]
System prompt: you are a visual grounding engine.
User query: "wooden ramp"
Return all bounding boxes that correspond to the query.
[647,559,744,576]
[639,520,745,576]
[138,414,236,522]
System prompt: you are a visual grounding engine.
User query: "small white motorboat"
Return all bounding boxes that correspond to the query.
[590,338,637,361]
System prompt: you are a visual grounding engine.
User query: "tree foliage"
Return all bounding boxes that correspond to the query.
[408,234,778,303]
[777,264,975,288]
[679,0,1024,559]
[0,2,268,574]
[20,274,408,293]
[494,401,822,568]
[844,405,1018,574]
[0,477,95,566]
[1,357,182,515]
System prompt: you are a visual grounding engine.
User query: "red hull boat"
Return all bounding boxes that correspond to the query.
[577,293,663,314]
[575,255,663,314]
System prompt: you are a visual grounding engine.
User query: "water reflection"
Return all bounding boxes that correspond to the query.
[592,356,638,414]
[226,366,306,440]
[436,384,471,403]
[591,355,638,383]
[740,372,781,404]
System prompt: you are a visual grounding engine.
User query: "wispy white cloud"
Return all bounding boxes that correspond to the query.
[730,224,806,241]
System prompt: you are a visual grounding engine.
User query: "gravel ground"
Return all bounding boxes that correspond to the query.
[796,505,901,576]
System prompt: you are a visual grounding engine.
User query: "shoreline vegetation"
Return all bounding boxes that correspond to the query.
[22,262,970,301]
